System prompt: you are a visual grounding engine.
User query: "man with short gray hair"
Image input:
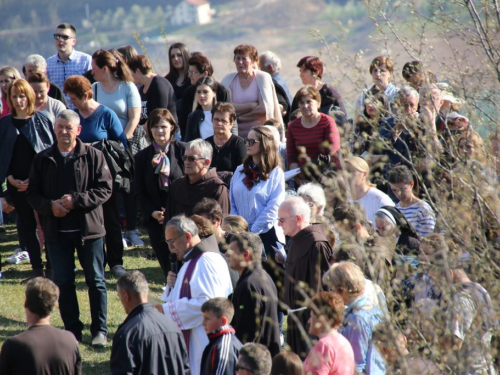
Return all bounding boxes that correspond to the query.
[167,139,230,218]
[276,196,333,359]
[24,54,68,107]
[111,271,189,374]
[157,215,232,375]
[27,109,112,347]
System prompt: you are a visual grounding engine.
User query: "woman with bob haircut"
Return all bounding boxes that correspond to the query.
[345,156,394,229]
[0,79,55,280]
[134,108,187,277]
[355,55,400,123]
[286,85,341,176]
[290,55,346,117]
[127,54,177,125]
[221,44,282,138]
[271,352,304,375]
[229,125,285,258]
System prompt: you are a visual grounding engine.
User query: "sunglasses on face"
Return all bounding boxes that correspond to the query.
[182,155,204,163]
[53,33,74,41]
[244,138,260,146]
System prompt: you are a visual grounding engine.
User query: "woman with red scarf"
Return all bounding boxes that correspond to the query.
[134,109,186,277]
[229,125,285,260]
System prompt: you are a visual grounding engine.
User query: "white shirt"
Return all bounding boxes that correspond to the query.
[353,187,394,229]
[200,110,214,139]
[162,252,232,375]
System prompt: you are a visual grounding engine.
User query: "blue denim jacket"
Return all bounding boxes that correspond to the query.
[339,296,386,374]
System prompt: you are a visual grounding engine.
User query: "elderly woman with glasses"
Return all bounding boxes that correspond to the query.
[205,102,246,173]
[134,109,186,277]
[229,125,285,259]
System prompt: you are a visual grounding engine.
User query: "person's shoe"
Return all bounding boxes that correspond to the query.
[111,265,127,277]
[6,248,30,265]
[122,233,132,249]
[91,333,107,347]
[20,268,44,284]
[125,230,145,247]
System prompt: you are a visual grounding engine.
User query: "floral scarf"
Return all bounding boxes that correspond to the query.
[242,161,261,190]
[152,142,171,191]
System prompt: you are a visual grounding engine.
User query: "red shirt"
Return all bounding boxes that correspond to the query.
[303,331,356,375]
[286,113,340,168]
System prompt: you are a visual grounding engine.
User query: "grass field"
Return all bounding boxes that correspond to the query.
[0,223,166,374]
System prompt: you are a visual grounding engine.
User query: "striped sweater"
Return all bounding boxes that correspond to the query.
[396,200,436,237]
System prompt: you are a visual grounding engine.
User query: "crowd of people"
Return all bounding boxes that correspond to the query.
[0,21,499,375]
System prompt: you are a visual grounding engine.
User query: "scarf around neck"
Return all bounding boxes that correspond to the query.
[242,161,261,190]
[152,142,171,191]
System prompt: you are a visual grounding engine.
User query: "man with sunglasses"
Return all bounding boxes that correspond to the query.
[167,139,230,219]
[46,23,91,106]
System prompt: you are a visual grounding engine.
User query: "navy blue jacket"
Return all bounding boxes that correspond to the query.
[201,325,242,375]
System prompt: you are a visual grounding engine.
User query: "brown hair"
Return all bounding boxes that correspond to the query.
[27,72,50,86]
[166,42,191,85]
[242,125,281,180]
[193,198,224,224]
[201,297,235,322]
[310,292,345,328]
[63,75,93,100]
[117,45,138,64]
[25,277,59,318]
[211,102,236,124]
[127,55,153,75]
[293,85,322,107]
[92,49,134,82]
[188,54,213,76]
[297,56,324,79]
[369,56,395,74]
[271,352,304,375]
[145,108,178,142]
[190,214,214,238]
[222,215,249,233]
[233,44,259,64]
[7,79,35,116]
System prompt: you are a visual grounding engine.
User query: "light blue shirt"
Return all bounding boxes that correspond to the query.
[355,82,400,110]
[230,165,285,234]
[339,296,386,374]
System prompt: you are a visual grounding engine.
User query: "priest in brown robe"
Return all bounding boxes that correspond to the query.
[276,196,333,359]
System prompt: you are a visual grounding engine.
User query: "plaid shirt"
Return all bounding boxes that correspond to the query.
[46,49,92,107]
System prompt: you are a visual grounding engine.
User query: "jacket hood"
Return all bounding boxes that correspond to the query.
[189,168,226,187]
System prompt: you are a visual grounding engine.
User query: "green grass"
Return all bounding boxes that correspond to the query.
[0,224,166,374]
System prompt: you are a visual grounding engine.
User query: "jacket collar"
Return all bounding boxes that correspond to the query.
[183,234,220,262]
[44,138,88,158]
[207,325,236,340]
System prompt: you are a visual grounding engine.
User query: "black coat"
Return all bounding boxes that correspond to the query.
[185,109,238,142]
[134,141,186,225]
[230,265,281,358]
[110,303,189,375]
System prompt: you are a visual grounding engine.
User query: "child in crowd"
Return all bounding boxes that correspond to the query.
[201,298,242,375]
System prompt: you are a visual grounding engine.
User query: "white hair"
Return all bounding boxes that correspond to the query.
[397,85,419,101]
[297,183,326,215]
[283,196,311,224]
[260,51,281,72]
[57,109,80,125]
[24,54,47,70]
[187,139,213,161]
[166,215,199,236]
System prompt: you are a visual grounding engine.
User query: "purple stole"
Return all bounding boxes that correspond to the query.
[179,252,204,355]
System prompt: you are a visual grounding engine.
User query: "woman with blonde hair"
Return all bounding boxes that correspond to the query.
[221,215,249,234]
[229,125,285,258]
[0,79,55,280]
[0,66,21,118]
[345,156,394,228]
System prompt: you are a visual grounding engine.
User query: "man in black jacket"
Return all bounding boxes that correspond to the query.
[27,110,112,346]
[226,232,281,358]
[111,271,189,375]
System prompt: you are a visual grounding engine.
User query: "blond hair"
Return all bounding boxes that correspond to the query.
[345,156,376,188]
[323,261,365,297]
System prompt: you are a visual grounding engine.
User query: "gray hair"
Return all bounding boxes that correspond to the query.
[166,215,199,237]
[56,109,80,125]
[396,85,419,101]
[117,270,149,298]
[230,231,263,263]
[24,54,47,70]
[297,183,326,215]
[260,50,281,72]
[282,196,311,224]
[187,139,213,161]
[239,343,272,375]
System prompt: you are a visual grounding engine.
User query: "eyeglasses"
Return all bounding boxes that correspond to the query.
[53,33,74,41]
[244,138,260,146]
[213,118,230,125]
[182,155,205,163]
[164,232,184,246]
[188,70,200,76]
[278,216,295,224]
